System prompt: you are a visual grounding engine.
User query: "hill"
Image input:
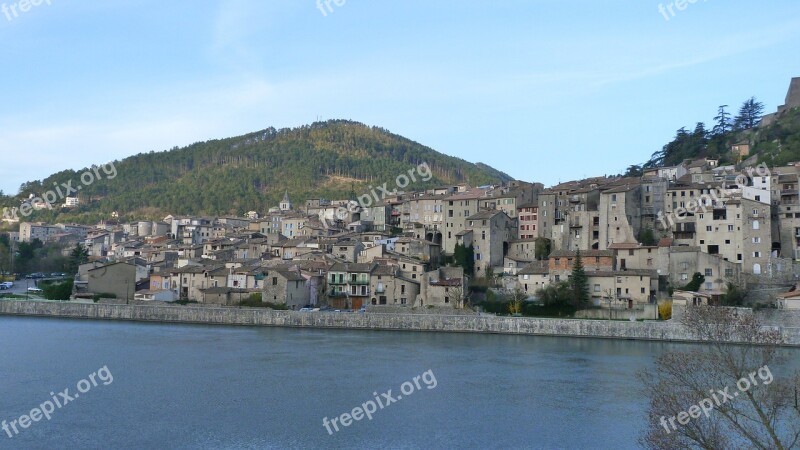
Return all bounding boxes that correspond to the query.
[2,120,512,223]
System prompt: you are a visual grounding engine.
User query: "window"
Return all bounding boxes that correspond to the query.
[752,220,760,230]
[680,273,688,281]
[594,284,600,292]
[725,269,734,277]
[753,252,761,258]
[704,269,712,277]
[272,277,278,285]
[753,237,761,244]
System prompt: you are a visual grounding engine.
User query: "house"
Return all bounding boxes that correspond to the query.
[86,262,137,302]
[200,287,253,306]
[419,267,467,307]
[586,270,658,308]
[369,265,420,306]
[263,269,309,310]
[516,203,538,239]
[549,250,615,282]
[134,289,179,302]
[516,261,551,293]
[331,238,364,262]
[327,263,375,310]
[461,210,515,276]
[672,290,712,307]
[442,187,490,255]
[19,222,61,243]
[776,290,800,310]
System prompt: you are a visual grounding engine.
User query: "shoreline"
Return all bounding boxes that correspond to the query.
[1,300,799,346]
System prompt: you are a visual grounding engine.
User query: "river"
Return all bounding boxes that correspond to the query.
[0,316,727,449]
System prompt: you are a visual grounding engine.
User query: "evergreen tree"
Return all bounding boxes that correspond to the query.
[638,228,656,246]
[68,243,89,275]
[452,243,475,276]
[534,237,552,261]
[712,105,732,136]
[569,250,589,308]
[734,96,765,130]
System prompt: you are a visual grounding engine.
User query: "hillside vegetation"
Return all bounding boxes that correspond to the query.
[623,98,800,175]
[1,120,511,223]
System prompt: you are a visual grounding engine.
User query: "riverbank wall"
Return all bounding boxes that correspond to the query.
[1,300,798,346]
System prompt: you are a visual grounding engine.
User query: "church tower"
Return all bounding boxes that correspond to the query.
[280,191,293,211]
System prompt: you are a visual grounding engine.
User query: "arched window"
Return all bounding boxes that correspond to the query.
[753,220,760,230]
[753,264,762,275]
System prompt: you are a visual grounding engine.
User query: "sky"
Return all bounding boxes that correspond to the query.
[1,0,799,194]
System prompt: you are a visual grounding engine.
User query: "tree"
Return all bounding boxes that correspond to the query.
[534,237,552,261]
[734,97,765,130]
[624,165,643,177]
[68,243,89,275]
[42,279,73,301]
[682,273,705,292]
[453,243,475,276]
[713,105,733,136]
[569,250,589,308]
[721,282,748,307]
[507,288,526,315]
[639,306,800,449]
[638,227,657,246]
[449,284,470,309]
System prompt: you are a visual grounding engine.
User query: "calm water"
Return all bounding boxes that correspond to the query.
[0,317,694,449]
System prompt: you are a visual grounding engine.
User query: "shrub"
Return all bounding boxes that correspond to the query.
[658,300,673,320]
[43,279,73,301]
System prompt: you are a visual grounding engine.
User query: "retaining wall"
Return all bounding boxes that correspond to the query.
[1,300,798,346]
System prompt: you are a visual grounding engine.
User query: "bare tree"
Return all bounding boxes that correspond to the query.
[639,306,800,449]
[507,288,526,315]
[449,284,471,309]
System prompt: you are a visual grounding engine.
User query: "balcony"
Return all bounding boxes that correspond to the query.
[782,189,799,196]
[348,278,370,285]
[328,290,348,298]
[329,278,347,285]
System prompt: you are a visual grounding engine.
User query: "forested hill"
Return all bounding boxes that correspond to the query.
[5,120,513,222]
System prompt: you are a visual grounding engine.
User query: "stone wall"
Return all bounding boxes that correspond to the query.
[1,300,798,346]
[366,305,478,316]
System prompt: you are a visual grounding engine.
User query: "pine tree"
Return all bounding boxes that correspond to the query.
[734,97,765,130]
[712,105,732,136]
[68,243,89,275]
[569,250,589,308]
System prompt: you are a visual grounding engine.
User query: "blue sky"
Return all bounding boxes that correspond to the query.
[1,0,799,194]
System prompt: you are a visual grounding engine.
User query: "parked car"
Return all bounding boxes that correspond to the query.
[359,306,367,313]
[27,287,43,294]
[299,307,313,312]
[1,282,14,289]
